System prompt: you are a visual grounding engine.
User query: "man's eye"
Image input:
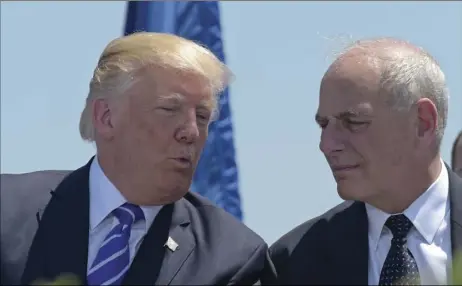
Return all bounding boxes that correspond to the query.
[197,113,211,123]
[344,120,368,131]
[317,121,328,129]
[159,107,175,112]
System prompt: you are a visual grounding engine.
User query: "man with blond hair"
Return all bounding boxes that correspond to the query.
[268,38,462,285]
[1,32,275,285]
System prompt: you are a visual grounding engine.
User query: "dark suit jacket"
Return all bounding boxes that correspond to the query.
[1,158,276,285]
[268,165,462,285]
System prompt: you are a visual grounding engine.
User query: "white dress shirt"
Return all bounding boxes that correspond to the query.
[366,161,452,285]
[87,157,163,272]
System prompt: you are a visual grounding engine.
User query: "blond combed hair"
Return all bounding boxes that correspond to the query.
[79,32,233,142]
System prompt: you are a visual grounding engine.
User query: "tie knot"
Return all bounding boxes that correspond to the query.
[385,214,413,238]
[113,203,144,226]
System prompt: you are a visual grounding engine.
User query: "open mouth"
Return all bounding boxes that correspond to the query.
[171,157,192,167]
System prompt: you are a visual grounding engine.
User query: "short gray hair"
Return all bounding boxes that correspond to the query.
[79,32,233,142]
[338,38,449,145]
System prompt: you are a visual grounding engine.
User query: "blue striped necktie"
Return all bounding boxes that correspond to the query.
[87,203,144,285]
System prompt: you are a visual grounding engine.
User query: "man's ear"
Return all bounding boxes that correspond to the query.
[415,98,438,141]
[92,98,115,140]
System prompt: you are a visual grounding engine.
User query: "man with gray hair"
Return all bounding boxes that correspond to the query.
[1,32,275,285]
[268,38,461,285]
[452,131,462,177]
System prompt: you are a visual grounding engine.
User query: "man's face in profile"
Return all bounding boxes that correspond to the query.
[454,136,462,177]
[316,55,417,204]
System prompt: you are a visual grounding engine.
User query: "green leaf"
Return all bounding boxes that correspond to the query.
[453,251,462,285]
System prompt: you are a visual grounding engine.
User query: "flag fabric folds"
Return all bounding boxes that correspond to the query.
[124,1,242,220]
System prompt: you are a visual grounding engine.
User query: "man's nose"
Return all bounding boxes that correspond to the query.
[319,124,345,155]
[175,111,200,144]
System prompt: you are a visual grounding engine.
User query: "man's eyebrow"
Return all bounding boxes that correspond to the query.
[337,110,364,118]
[198,100,213,109]
[157,93,185,103]
[157,94,214,113]
[315,110,372,121]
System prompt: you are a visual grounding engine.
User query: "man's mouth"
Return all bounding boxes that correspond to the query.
[331,164,360,172]
[171,157,192,167]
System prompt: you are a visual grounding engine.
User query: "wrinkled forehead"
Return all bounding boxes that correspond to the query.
[317,55,382,117]
[131,67,217,109]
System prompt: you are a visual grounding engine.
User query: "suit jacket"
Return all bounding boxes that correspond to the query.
[1,158,276,285]
[268,165,462,285]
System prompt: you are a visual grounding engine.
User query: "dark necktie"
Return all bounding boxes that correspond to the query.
[379,214,421,285]
[87,203,144,286]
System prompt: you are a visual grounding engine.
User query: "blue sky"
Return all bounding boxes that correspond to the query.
[1,1,461,244]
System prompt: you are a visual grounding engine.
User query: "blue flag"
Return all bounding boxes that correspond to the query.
[124,1,242,220]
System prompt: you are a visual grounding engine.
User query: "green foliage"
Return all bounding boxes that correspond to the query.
[453,251,462,285]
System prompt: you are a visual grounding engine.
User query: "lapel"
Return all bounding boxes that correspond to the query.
[447,166,462,256]
[38,159,92,284]
[122,203,174,285]
[329,201,369,285]
[154,196,196,285]
[122,195,195,285]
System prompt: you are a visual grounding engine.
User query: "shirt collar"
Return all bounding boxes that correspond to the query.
[89,157,163,231]
[366,159,450,250]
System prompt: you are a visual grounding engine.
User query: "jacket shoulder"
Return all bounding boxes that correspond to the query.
[1,170,70,193]
[269,201,355,262]
[180,192,271,284]
[1,170,70,214]
[0,170,71,285]
[183,192,265,247]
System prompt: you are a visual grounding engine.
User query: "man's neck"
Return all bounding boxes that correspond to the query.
[95,152,177,206]
[371,156,443,214]
[95,153,139,203]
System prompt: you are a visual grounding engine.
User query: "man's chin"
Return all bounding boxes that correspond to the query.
[336,181,366,201]
[151,186,189,205]
[337,189,354,201]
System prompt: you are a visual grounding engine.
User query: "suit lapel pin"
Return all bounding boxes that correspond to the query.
[164,236,179,252]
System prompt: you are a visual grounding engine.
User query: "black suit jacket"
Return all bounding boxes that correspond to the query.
[1,159,276,285]
[268,165,462,285]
